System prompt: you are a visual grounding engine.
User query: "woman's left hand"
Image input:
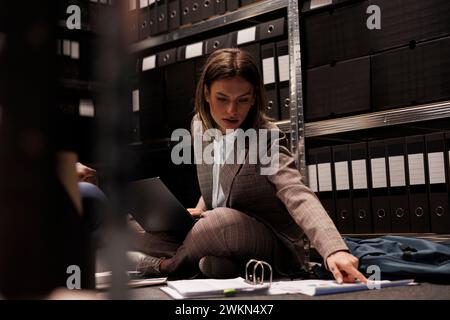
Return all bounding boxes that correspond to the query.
[326,251,368,284]
[76,162,98,185]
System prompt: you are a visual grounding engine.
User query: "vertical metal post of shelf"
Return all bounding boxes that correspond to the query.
[94,2,132,299]
[287,0,310,267]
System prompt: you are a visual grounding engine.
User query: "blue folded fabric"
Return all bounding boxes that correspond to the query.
[344,236,450,283]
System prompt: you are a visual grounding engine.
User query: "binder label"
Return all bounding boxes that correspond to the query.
[140,0,149,9]
[63,40,71,56]
[130,0,137,11]
[237,27,256,45]
[186,42,204,59]
[335,161,350,191]
[70,41,80,60]
[428,152,446,184]
[262,58,275,85]
[278,55,289,82]
[310,0,332,10]
[318,163,332,192]
[142,55,156,71]
[388,156,406,187]
[79,99,95,117]
[132,90,140,112]
[352,160,368,189]
[307,165,318,192]
[371,158,387,188]
[408,153,425,185]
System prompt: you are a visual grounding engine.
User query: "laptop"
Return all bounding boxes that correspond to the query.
[127,177,196,233]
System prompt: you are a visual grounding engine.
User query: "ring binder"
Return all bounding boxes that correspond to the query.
[245,259,273,285]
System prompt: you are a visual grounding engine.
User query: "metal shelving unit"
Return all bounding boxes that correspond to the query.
[129,0,288,53]
[304,100,450,138]
[287,0,305,177]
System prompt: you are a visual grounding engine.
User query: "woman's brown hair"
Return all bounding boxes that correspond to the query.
[194,48,270,131]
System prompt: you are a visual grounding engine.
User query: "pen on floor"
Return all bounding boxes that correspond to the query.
[223,288,237,296]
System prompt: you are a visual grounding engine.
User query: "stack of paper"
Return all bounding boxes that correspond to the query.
[95,271,167,290]
[161,277,270,299]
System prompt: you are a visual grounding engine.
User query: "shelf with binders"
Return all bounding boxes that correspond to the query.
[130,11,290,147]
[305,127,450,236]
[299,0,450,130]
[129,0,287,53]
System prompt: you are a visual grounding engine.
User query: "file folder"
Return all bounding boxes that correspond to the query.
[303,0,370,68]
[195,56,208,83]
[305,56,370,121]
[258,18,285,41]
[131,88,141,142]
[306,148,319,196]
[138,0,150,40]
[425,133,450,233]
[276,40,290,120]
[128,3,139,43]
[261,43,280,120]
[157,48,177,67]
[205,34,232,54]
[156,0,169,34]
[214,0,226,15]
[226,0,239,12]
[88,0,100,33]
[369,0,450,53]
[369,140,391,233]
[165,60,197,132]
[190,0,202,24]
[406,135,430,232]
[350,142,372,234]
[239,43,260,70]
[180,0,192,25]
[149,1,158,36]
[316,146,336,223]
[200,0,215,21]
[139,66,167,140]
[168,0,181,31]
[332,144,354,234]
[386,137,410,233]
[372,36,450,111]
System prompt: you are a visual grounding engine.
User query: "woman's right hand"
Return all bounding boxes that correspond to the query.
[187,208,204,218]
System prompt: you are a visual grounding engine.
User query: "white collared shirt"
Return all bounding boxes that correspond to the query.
[212,131,237,208]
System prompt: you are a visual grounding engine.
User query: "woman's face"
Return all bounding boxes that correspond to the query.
[205,76,255,134]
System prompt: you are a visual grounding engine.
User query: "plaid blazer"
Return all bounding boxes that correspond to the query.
[191,115,348,274]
